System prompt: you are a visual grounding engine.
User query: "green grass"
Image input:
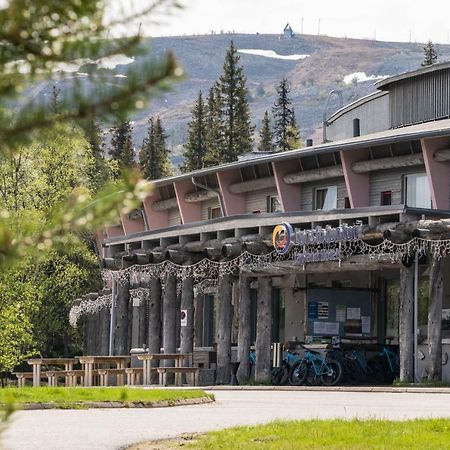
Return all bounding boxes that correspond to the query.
[182,419,450,449]
[0,387,212,409]
[393,379,450,388]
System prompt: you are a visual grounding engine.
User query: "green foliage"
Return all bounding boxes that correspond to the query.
[184,419,450,449]
[182,91,208,172]
[109,120,136,173]
[217,41,254,162]
[257,111,274,153]
[203,84,223,167]
[139,116,172,180]
[272,78,298,152]
[422,40,438,67]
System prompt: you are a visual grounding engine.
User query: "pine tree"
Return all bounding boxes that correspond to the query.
[216,41,253,163]
[272,78,298,152]
[182,91,208,172]
[422,40,438,66]
[286,110,301,150]
[139,116,172,180]
[203,84,223,167]
[109,120,135,172]
[257,111,274,152]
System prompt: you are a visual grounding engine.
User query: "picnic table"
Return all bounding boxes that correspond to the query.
[137,353,191,385]
[78,356,131,387]
[27,358,79,387]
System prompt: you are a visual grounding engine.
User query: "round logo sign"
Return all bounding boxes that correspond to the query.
[272,222,294,255]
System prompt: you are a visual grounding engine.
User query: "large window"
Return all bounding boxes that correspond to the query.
[267,195,282,213]
[404,174,431,208]
[314,186,337,210]
[208,206,222,219]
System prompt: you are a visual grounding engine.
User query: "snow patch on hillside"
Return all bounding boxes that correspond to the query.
[238,49,309,60]
[343,72,390,85]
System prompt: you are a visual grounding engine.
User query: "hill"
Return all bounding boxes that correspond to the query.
[35,33,450,167]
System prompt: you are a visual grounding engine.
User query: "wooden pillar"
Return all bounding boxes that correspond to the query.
[130,289,147,349]
[236,274,252,384]
[399,265,414,382]
[99,304,110,356]
[163,274,177,383]
[216,274,233,385]
[194,291,204,348]
[180,276,194,359]
[114,278,130,356]
[148,277,161,383]
[428,256,443,381]
[255,277,272,384]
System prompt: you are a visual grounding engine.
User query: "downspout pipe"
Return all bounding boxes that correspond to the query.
[191,176,226,217]
[322,89,343,144]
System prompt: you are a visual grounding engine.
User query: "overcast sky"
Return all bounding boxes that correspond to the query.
[108,0,450,44]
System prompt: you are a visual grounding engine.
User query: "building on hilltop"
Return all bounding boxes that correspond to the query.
[282,23,294,39]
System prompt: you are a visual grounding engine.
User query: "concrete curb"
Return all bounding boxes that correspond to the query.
[203,385,450,394]
[17,396,214,410]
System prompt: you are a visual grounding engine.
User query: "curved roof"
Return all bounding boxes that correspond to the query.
[376,60,450,89]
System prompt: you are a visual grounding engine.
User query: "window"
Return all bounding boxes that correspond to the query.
[344,197,351,209]
[208,206,222,220]
[404,174,431,208]
[380,191,392,206]
[266,195,282,213]
[314,186,337,210]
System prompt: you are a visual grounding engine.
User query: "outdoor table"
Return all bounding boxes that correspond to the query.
[78,356,131,387]
[137,353,191,385]
[27,358,79,387]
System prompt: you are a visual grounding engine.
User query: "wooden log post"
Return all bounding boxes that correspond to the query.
[216,274,233,385]
[163,274,177,384]
[114,278,130,356]
[428,256,443,381]
[255,277,272,384]
[194,291,204,348]
[148,277,162,383]
[236,274,252,384]
[180,276,194,359]
[399,265,414,382]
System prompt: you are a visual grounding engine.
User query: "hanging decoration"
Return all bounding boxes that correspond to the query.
[69,293,112,328]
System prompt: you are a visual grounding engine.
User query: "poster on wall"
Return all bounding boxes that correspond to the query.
[336,305,346,322]
[308,302,318,318]
[361,316,371,334]
[318,302,329,319]
[347,307,361,320]
[313,321,339,335]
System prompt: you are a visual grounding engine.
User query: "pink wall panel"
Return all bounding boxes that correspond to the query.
[340,148,370,208]
[272,160,301,212]
[173,180,202,223]
[142,191,169,230]
[216,170,246,216]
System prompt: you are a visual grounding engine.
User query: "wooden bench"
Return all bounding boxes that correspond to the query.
[156,367,199,386]
[13,372,36,388]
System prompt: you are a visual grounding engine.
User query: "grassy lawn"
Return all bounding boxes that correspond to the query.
[177,419,450,449]
[0,387,212,409]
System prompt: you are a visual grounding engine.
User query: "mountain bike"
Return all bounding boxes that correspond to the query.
[271,349,300,386]
[289,344,343,386]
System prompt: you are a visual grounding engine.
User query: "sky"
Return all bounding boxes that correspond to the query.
[108,0,450,44]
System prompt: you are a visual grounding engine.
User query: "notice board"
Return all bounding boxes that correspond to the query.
[306,288,373,337]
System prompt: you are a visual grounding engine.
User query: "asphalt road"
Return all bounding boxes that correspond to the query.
[3,390,450,450]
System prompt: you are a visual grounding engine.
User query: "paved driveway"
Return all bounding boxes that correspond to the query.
[3,390,450,450]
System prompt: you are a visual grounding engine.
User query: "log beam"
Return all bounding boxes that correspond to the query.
[255,277,272,384]
[428,256,443,381]
[399,265,414,382]
[184,190,218,203]
[236,274,252,384]
[163,274,177,383]
[228,176,276,194]
[180,276,194,360]
[151,197,178,212]
[216,274,233,385]
[352,153,424,174]
[114,279,130,356]
[148,277,162,383]
[284,165,343,184]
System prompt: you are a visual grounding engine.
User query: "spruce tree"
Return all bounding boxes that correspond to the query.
[216,41,253,163]
[422,40,438,66]
[139,116,172,180]
[272,78,298,152]
[182,91,208,172]
[203,84,223,167]
[258,111,274,152]
[109,120,135,172]
[286,110,301,150]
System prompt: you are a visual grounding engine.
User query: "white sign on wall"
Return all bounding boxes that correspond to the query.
[180,309,187,327]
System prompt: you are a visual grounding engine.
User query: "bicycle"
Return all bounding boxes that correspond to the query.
[327,347,361,385]
[289,344,343,386]
[271,349,300,386]
[371,346,399,383]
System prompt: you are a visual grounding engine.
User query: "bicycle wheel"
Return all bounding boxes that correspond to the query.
[289,359,309,386]
[344,358,361,385]
[271,364,289,386]
[320,359,343,386]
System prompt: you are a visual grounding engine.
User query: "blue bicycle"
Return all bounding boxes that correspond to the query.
[271,350,300,386]
[289,344,343,386]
